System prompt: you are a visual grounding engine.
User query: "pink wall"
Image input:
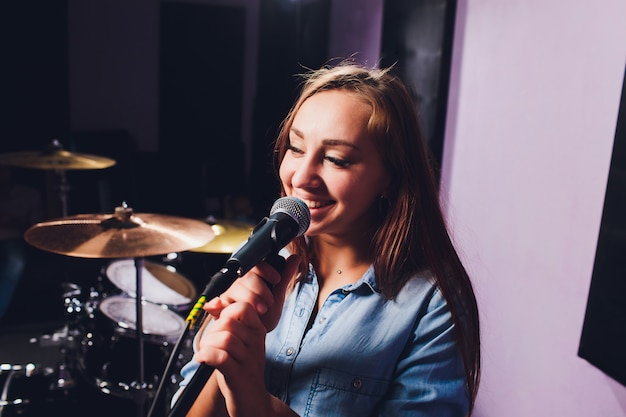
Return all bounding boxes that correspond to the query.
[328,0,383,67]
[441,1,626,416]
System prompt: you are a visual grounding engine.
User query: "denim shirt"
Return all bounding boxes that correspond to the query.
[175,265,469,417]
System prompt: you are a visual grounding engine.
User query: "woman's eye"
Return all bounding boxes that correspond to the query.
[326,156,351,168]
[286,144,303,154]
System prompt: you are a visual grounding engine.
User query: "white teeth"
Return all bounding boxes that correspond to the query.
[303,200,332,208]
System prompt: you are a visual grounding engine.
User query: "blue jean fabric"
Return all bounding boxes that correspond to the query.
[176,264,469,417]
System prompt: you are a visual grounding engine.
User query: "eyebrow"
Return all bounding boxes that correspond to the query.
[290,127,360,150]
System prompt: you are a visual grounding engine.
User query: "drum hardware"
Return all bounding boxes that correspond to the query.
[0,363,55,415]
[1,363,37,412]
[62,282,83,315]
[54,169,71,217]
[38,324,80,392]
[34,281,98,396]
[23,203,215,417]
[49,361,75,391]
[61,281,100,324]
[0,139,117,217]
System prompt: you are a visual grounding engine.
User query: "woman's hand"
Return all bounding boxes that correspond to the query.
[195,300,270,416]
[192,254,301,417]
[203,254,301,332]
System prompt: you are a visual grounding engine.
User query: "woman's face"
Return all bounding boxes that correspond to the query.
[279,90,390,238]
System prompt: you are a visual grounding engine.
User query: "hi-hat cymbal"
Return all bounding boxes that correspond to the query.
[24,204,215,259]
[0,139,116,170]
[190,218,254,254]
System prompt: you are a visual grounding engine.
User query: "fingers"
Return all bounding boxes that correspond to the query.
[194,302,265,372]
[203,254,301,318]
[204,270,273,317]
[194,302,273,417]
[256,254,301,332]
[276,254,301,295]
[204,296,225,314]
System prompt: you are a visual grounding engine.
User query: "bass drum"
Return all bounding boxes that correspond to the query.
[77,295,186,399]
[105,259,197,312]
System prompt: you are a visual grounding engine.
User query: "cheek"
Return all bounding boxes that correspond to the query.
[341,173,385,208]
[336,180,372,208]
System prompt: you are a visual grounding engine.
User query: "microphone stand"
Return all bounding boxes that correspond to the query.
[147,253,286,417]
[133,257,148,417]
[146,263,241,417]
[146,202,307,417]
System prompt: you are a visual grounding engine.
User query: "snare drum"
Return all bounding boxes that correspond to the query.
[77,295,186,399]
[105,259,197,311]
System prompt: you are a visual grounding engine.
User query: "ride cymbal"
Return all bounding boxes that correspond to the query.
[24,204,215,258]
[0,139,116,170]
[190,218,254,254]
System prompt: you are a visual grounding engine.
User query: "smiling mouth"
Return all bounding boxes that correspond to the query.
[302,199,334,209]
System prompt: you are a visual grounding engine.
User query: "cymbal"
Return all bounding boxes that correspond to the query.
[190,218,254,254]
[0,140,116,170]
[24,204,215,258]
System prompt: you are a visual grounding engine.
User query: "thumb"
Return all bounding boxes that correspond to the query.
[261,254,301,332]
[272,254,301,303]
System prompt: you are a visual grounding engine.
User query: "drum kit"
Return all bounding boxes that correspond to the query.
[0,141,255,416]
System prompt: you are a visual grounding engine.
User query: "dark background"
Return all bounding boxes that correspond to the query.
[0,0,457,328]
[0,2,457,414]
[1,0,455,222]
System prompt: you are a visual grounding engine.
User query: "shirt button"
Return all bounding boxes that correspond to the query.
[318,316,326,324]
[286,347,295,356]
[351,378,363,390]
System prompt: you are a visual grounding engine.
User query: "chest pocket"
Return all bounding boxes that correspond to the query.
[302,367,390,417]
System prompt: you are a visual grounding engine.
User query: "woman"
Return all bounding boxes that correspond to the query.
[175,62,480,417]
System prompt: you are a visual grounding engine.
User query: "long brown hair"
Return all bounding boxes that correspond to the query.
[273,62,480,413]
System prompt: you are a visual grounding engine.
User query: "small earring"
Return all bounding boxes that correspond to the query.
[378,195,390,216]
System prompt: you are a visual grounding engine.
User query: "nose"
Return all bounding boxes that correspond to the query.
[289,156,322,190]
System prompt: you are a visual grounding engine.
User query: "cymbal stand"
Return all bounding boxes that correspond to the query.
[48,140,71,217]
[132,257,148,417]
[55,169,70,217]
[36,284,82,399]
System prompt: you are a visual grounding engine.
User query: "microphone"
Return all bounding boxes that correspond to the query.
[167,197,310,417]
[199,196,310,299]
[227,196,310,272]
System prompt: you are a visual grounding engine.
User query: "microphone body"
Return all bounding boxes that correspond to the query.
[199,196,310,299]
[168,197,310,417]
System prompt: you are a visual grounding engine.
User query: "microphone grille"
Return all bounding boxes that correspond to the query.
[270,197,311,237]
